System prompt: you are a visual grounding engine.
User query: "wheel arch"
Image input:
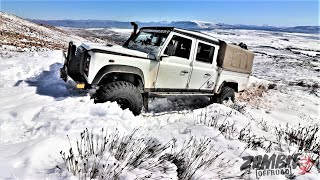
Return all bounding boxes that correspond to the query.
[217,81,239,93]
[92,65,145,89]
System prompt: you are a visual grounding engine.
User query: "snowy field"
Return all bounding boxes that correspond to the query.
[0,28,319,180]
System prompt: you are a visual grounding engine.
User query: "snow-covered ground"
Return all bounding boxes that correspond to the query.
[59,27,132,45]
[203,29,320,85]
[0,21,319,179]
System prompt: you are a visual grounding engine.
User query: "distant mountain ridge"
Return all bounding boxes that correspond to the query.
[31,19,320,34]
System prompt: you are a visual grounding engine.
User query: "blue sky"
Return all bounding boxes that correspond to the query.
[1,0,319,26]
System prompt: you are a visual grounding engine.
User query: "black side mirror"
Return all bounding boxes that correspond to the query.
[160,54,169,61]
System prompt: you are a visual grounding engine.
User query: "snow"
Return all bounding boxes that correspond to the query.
[0,15,319,179]
[58,27,130,45]
[0,49,319,179]
[192,20,216,29]
[107,28,133,34]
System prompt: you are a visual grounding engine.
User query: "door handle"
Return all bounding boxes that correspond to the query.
[181,70,189,74]
[204,73,211,76]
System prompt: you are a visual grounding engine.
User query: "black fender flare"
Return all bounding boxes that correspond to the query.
[92,65,145,85]
[217,81,239,93]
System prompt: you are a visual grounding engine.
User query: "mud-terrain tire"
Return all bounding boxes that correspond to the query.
[217,86,235,104]
[94,81,143,115]
[209,96,218,104]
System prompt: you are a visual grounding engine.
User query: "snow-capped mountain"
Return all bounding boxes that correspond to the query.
[168,20,217,29]
[192,20,217,28]
[0,12,85,52]
[31,19,319,34]
[31,19,217,30]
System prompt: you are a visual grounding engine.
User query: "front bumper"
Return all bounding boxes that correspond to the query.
[60,43,87,89]
[60,52,68,82]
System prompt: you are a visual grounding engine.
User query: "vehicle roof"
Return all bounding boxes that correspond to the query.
[140,26,220,45]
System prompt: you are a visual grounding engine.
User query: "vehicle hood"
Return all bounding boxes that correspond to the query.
[81,43,150,59]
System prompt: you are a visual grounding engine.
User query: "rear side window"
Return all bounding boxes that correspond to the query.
[164,35,192,59]
[196,42,215,64]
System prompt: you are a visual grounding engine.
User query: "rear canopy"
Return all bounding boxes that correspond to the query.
[217,41,254,74]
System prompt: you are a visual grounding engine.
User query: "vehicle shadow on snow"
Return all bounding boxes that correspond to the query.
[24,63,87,100]
[148,95,212,113]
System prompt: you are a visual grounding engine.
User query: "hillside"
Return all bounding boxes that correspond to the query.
[0,12,85,52]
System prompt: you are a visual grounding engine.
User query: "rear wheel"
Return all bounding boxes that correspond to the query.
[94,81,143,115]
[217,86,235,105]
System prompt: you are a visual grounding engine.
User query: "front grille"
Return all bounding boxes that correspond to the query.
[73,46,86,75]
[67,45,87,82]
[75,46,84,59]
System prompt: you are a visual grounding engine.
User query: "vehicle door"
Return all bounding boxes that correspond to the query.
[188,39,219,91]
[155,33,195,90]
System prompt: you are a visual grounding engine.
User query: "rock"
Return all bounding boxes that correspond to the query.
[296,81,305,87]
[238,42,248,50]
[268,83,277,89]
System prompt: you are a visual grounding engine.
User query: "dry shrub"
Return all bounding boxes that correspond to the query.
[274,124,320,154]
[161,137,224,179]
[236,83,270,108]
[195,108,236,139]
[59,128,225,179]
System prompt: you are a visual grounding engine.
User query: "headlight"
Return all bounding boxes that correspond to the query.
[84,55,91,75]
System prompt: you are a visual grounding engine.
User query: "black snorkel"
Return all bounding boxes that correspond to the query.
[123,22,138,47]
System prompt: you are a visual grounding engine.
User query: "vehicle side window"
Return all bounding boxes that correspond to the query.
[164,35,192,59]
[196,42,215,64]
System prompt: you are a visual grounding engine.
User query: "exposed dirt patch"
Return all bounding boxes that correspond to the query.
[236,83,272,108]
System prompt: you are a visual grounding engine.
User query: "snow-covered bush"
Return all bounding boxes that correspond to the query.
[160,137,224,179]
[59,128,224,179]
[195,108,236,139]
[238,124,273,152]
[226,100,247,114]
[274,124,319,154]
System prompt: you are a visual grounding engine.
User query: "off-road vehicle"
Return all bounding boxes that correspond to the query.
[60,26,254,115]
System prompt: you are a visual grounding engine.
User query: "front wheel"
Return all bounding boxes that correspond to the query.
[94,81,143,115]
[217,86,235,105]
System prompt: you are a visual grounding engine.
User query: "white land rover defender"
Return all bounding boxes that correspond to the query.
[60,27,254,115]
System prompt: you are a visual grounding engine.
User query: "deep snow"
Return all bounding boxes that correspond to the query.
[0,28,319,179]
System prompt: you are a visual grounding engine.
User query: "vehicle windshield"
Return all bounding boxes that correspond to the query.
[127,29,170,55]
